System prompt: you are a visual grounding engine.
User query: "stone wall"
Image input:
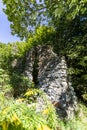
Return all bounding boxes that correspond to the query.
[24,48,34,81]
[24,45,77,118]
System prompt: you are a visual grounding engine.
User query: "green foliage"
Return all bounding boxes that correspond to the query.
[0,68,13,97]
[0,103,45,130]
[0,92,58,130]
[44,0,87,22]
[34,26,55,45]
[10,74,34,97]
[3,0,87,40]
[0,43,13,69]
[0,67,14,111]
[67,34,87,100]
[27,26,55,46]
[2,0,46,39]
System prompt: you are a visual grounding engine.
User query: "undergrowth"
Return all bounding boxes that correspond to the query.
[0,92,58,130]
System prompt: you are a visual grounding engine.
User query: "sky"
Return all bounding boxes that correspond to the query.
[0,0,21,43]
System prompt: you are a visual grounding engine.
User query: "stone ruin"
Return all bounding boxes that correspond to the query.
[24,45,77,118]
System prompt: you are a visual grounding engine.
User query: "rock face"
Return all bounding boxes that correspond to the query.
[24,45,77,118]
[24,48,34,81]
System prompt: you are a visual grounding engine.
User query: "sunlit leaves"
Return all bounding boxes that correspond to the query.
[2,0,44,39]
[44,0,87,21]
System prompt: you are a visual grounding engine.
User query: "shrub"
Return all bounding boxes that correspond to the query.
[0,97,58,130]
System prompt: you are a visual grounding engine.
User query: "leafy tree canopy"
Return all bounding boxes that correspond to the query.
[2,0,87,39]
[3,0,47,39]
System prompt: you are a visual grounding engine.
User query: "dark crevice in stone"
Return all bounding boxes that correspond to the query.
[32,46,39,85]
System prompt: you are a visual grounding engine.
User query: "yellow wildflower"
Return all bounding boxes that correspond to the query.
[16,98,25,103]
[24,90,34,96]
[37,125,52,130]
[12,113,21,125]
[2,107,9,115]
[43,108,49,115]
[2,121,9,130]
